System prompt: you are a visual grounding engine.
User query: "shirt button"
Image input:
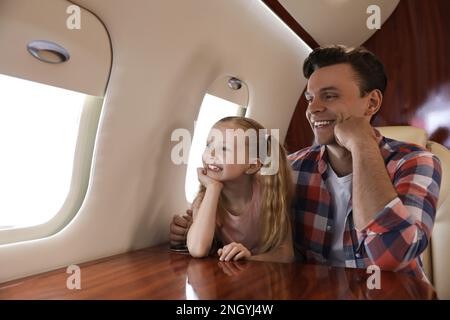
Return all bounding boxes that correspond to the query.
[326,225,332,231]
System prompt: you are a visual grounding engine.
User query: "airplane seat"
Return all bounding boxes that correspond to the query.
[377,126,450,299]
[377,126,429,147]
[426,141,450,299]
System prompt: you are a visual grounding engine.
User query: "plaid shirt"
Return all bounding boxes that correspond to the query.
[288,130,442,280]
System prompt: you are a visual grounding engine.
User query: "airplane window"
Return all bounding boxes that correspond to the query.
[0,74,85,229]
[185,94,246,203]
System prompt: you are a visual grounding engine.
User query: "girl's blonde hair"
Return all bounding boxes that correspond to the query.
[195,116,293,253]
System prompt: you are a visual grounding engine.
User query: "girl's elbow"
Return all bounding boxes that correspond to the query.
[187,245,210,258]
[189,248,209,258]
[190,252,208,258]
[187,234,212,258]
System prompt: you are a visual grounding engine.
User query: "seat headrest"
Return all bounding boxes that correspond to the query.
[376,126,428,147]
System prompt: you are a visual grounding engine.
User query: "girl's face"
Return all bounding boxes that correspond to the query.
[202,122,259,182]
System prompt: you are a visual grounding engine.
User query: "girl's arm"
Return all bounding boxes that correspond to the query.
[187,169,223,258]
[249,226,294,263]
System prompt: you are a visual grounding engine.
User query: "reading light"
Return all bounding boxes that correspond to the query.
[27,40,70,64]
[227,77,242,90]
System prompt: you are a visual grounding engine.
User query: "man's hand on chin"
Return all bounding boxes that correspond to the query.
[334,116,377,152]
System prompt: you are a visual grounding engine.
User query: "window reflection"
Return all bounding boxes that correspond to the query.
[411,84,450,148]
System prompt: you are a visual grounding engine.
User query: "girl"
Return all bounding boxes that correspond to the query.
[187,116,294,262]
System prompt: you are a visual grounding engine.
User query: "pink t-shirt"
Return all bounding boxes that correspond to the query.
[215,181,261,255]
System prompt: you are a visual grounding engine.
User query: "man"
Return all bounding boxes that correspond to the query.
[170,45,442,280]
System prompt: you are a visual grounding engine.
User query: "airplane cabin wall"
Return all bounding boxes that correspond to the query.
[0,0,310,283]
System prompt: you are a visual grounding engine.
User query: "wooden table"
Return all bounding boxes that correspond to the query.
[0,244,436,299]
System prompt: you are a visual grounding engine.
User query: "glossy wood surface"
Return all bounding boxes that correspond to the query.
[364,0,450,149]
[284,89,314,153]
[0,244,436,300]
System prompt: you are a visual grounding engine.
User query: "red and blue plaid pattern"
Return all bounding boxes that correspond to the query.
[288,130,442,280]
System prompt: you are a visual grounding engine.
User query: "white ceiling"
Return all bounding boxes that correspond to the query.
[279,0,400,47]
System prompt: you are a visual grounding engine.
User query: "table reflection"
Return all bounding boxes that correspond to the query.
[180,253,436,299]
[0,244,436,299]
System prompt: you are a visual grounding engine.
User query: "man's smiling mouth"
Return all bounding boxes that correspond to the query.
[206,164,223,172]
[312,120,336,128]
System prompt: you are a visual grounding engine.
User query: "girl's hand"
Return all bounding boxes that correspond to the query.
[217,242,251,261]
[197,167,223,189]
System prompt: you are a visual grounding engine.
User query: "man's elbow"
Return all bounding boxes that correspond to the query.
[366,239,428,271]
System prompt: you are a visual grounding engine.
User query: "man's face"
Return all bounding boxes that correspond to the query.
[305,63,370,145]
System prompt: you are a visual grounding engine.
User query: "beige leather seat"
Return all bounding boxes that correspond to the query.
[377,126,450,299]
